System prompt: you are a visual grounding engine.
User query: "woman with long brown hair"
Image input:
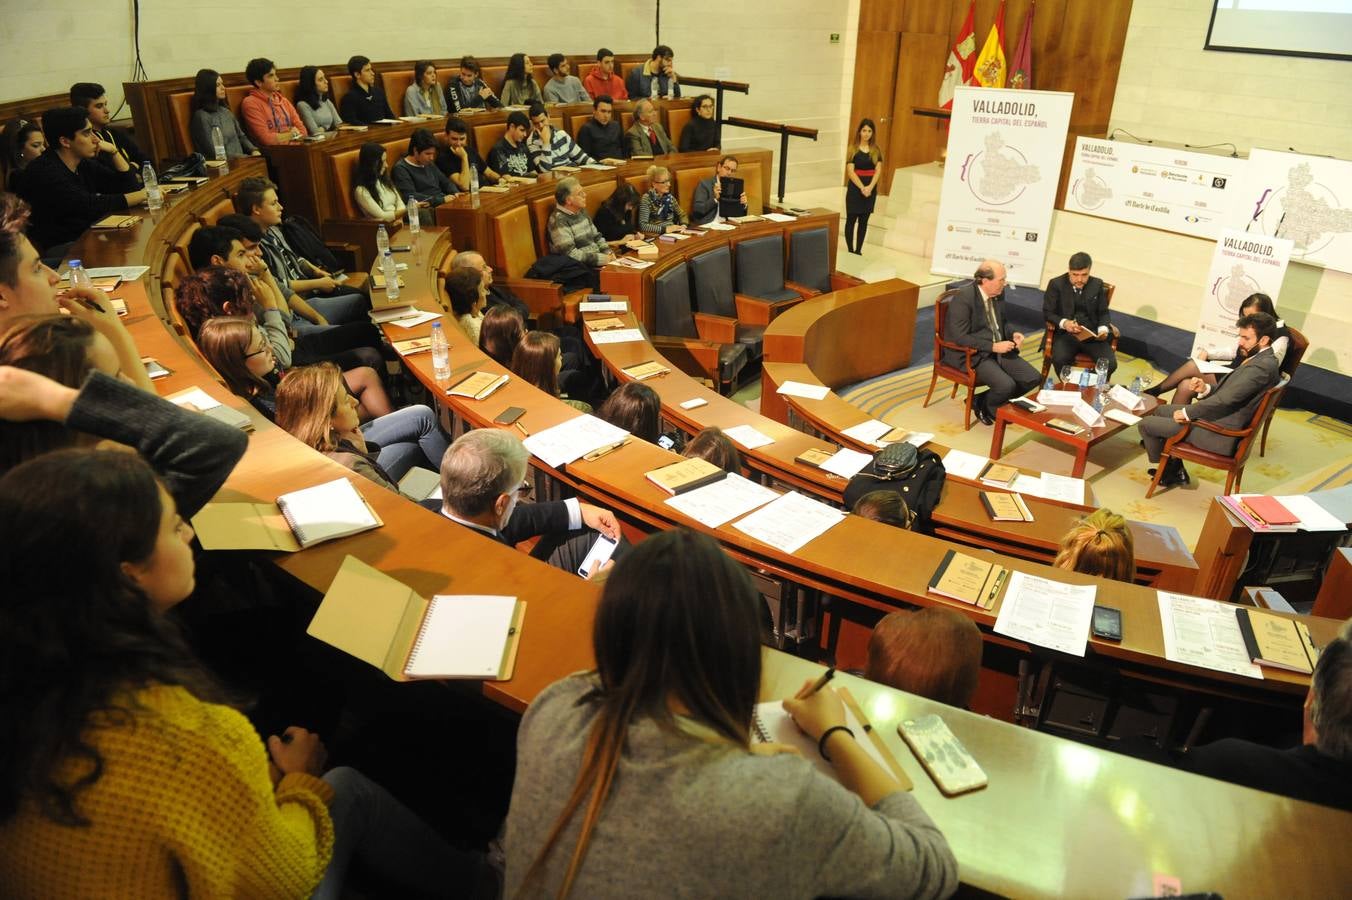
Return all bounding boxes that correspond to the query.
[844,118,882,255]
[505,529,956,897]
[275,362,448,489]
[479,305,525,368]
[196,316,282,419]
[511,330,591,413]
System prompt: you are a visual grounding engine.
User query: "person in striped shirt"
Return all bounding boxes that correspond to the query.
[526,103,594,172]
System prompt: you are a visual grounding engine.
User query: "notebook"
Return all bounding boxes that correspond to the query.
[979,461,1019,488]
[980,491,1033,522]
[309,556,523,681]
[396,467,442,502]
[91,214,140,230]
[622,360,669,380]
[167,387,254,432]
[928,549,1007,609]
[752,687,910,788]
[1235,608,1319,674]
[446,371,509,400]
[191,477,382,552]
[645,457,727,496]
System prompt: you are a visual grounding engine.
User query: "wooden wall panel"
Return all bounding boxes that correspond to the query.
[859,1,907,33]
[847,31,902,190]
[890,32,952,171]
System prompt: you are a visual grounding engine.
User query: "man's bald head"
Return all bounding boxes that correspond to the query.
[974,259,1007,296]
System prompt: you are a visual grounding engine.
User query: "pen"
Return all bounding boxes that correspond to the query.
[61,289,105,314]
[806,667,836,697]
[987,569,1008,606]
[514,420,530,437]
[583,438,629,461]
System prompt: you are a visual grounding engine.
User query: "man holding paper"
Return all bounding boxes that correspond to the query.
[1137,312,1282,488]
[1042,251,1116,376]
[945,259,1041,426]
[428,429,623,577]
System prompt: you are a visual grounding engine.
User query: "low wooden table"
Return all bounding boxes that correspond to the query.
[990,385,1158,477]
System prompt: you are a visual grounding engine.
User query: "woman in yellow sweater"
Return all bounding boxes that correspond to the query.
[0,449,490,898]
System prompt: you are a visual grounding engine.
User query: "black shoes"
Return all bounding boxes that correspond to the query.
[1147,458,1190,488]
[974,397,995,426]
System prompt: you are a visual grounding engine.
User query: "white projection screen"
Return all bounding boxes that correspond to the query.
[1206,1,1352,60]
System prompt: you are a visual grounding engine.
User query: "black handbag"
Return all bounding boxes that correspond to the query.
[843,445,946,533]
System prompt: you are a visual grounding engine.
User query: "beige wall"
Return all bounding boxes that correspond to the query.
[0,0,859,194]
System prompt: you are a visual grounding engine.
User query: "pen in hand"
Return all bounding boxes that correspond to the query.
[802,667,836,698]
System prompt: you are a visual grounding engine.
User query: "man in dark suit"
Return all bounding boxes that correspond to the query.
[1137,312,1282,487]
[424,428,621,577]
[624,100,675,157]
[1182,632,1352,812]
[1042,251,1116,376]
[945,259,1041,425]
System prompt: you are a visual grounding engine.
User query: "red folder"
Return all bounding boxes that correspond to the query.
[1241,496,1300,526]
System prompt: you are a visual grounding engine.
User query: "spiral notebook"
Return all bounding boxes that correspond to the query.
[191,477,383,552]
[308,556,524,681]
[752,688,910,788]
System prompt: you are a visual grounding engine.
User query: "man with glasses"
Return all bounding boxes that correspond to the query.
[428,429,623,578]
[547,177,612,267]
[943,259,1040,425]
[690,155,748,226]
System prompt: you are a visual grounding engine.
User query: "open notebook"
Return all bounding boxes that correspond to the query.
[753,688,911,788]
[191,477,382,552]
[308,556,524,680]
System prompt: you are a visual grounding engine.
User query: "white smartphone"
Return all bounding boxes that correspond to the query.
[679,398,709,410]
[577,534,619,577]
[898,715,988,796]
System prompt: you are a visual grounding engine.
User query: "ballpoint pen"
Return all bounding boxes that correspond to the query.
[583,438,629,461]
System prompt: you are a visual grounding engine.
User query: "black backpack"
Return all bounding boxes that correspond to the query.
[281,214,342,273]
[843,445,947,533]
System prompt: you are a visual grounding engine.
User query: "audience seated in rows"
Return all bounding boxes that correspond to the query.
[625,44,680,99]
[436,116,497,189]
[445,267,485,343]
[542,54,591,105]
[866,608,983,709]
[680,94,720,152]
[0,119,45,192]
[446,55,501,114]
[404,61,445,117]
[527,102,594,171]
[196,316,282,419]
[638,165,688,235]
[451,250,530,321]
[575,95,627,163]
[489,111,544,180]
[852,489,917,530]
[512,330,592,414]
[547,176,613,268]
[0,449,491,897]
[427,428,622,577]
[295,65,343,136]
[18,107,145,254]
[189,69,260,159]
[275,361,448,490]
[339,55,394,126]
[593,181,640,243]
[681,425,741,473]
[70,82,144,180]
[582,49,628,101]
[352,142,406,224]
[504,528,957,897]
[392,129,457,225]
[691,155,748,226]
[1053,507,1136,582]
[626,99,675,156]
[240,58,307,146]
[500,53,543,108]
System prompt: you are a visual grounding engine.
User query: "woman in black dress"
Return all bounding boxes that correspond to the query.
[844,118,881,255]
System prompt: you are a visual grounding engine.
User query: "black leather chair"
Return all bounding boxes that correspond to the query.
[689,245,765,361]
[651,261,748,395]
[734,234,812,307]
[788,226,833,294]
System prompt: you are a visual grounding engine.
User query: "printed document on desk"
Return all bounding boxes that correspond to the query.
[841,419,892,444]
[724,424,775,449]
[943,449,990,482]
[993,572,1095,657]
[1157,591,1264,679]
[732,491,845,553]
[1276,495,1347,532]
[777,380,831,400]
[523,415,629,467]
[589,328,644,344]
[819,447,874,479]
[1011,472,1086,505]
[665,474,779,528]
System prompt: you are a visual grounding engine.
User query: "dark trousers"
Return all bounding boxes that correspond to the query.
[1050,330,1118,375]
[294,322,387,371]
[975,353,1041,409]
[845,214,870,252]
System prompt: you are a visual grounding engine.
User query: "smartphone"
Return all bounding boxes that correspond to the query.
[493,406,526,426]
[577,534,619,577]
[390,245,413,253]
[1091,605,1123,641]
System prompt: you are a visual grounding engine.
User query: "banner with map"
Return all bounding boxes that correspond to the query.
[1064,138,1246,241]
[931,87,1074,286]
[1192,229,1293,357]
[1225,148,1352,274]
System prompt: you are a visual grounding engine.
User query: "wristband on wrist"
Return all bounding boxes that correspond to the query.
[818,725,855,761]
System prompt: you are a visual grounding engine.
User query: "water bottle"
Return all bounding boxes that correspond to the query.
[211,125,227,164]
[68,259,93,292]
[431,321,451,382]
[1130,375,1144,396]
[381,250,400,300]
[1044,374,1055,392]
[406,196,420,236]
[376,224,390,256]
[649,76,658,100]
[1078,369,1090,389]
[1092,392,1104,414]
[143,163,163,211]
[469,165,480,208]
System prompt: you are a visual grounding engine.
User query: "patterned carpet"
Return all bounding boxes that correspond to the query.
[834,338,1352,551]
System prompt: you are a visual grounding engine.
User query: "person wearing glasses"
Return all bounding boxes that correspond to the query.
[427,429,623,578]
[690,155,747,226]
[944,258,1040,426]
[637,165,688,235]
[679,94,719,152]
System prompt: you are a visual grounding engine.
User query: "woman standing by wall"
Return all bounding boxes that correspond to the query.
[844,118,882,255]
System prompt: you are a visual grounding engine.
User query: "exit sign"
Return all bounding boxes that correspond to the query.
[830,33,840,43]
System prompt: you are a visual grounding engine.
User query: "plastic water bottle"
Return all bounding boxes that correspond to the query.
[211,125,227,164]
[1079,369,1090,389]
[430,321,451,382]
[406,197,420,236]
[381,250,400,300]
[649,77,659,101]
[143,163,163,211]
[469,165,480,207]
[1044,374,1055,392]
[68,259,93,292]
[1130,375,1144,396]
[376,224,389,256]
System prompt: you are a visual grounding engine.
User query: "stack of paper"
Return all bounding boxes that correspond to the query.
[820,448,874,479]
[993,572,1096,656]
[776,381,830,400]
[523,415,629,467]
[589,328,644,344]
[1010,472,1086,505]
[723,424,775,449]
[942,449,990,481]
[840,419,892,445]
[665,474,779,528]
[732,491,845,553]
[1157,591,1263,679]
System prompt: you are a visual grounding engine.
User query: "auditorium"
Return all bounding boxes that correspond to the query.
[0,0,1349,896]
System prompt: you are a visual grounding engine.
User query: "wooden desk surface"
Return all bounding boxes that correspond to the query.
[762,651,1352,899]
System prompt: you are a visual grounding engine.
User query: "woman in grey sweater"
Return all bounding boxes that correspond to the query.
[296,65,343,135]
[189,69,258,159]
[505,529,958,899]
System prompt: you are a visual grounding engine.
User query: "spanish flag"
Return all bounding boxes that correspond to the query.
[974,0,1007,89]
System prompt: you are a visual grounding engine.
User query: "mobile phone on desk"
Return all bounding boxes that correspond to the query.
[577,534,619,578]
[390,245,412,252]
[1091,605,1122,641]
[493,406,526,426]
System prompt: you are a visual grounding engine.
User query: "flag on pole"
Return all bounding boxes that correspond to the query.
[1009,1,1034,89]
[974,0,1007,88]
[937,1,978,109]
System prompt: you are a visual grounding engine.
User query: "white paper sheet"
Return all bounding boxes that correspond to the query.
[704,221,736,231]
[840,419,892,444]
[731,491,845,553]
[723,424,775,449]
[761,213,796,222]
[589,328,644,344]
[1194,358,1234,375]
[1107,384,1146,411]
[1036,389,1083,407]
[386,310,442,329]
[993,572,1096,657]
[1037,472,1086,505]
[943,449,991,481]
[1275,495,1347,532]
[1103,408,1141,426]
[369,305,423,323]
[578,300,628,312]
[1071,399,1105,429]
[820,448,874,479]
[1157,591,1264,679]
[898,431,934,449]
[665,474,780,528]
[84,265,150,280]
[169,387,221,410]
[522,415,630,468]
[777,380,830,400]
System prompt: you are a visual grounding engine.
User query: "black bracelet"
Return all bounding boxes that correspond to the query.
[818,725,855,761]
